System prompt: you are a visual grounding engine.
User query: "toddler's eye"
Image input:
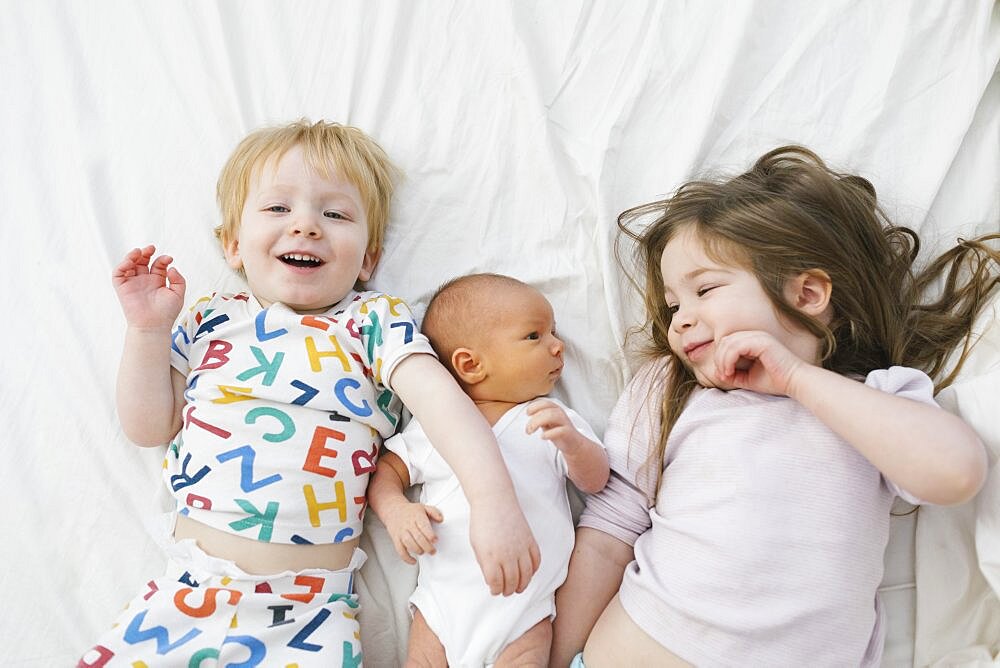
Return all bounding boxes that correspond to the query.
[266,205,289,213]
[324,210,345,219]
[526,332,540,340]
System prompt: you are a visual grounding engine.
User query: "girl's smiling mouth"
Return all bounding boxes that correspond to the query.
[683,340,712,362]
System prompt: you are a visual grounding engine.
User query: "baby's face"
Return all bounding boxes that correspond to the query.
[477,287,565,402]
[224,144,378,314]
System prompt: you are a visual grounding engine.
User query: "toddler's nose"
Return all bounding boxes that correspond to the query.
[290,214,322,238]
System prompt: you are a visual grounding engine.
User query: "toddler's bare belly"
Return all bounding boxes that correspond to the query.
[584,594,691,667]
[174,514,360,574]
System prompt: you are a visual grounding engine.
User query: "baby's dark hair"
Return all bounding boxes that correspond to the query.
[617,145,999,492]
[422,273,532,377]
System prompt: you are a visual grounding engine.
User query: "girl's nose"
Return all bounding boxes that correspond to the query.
[671,305,694,331]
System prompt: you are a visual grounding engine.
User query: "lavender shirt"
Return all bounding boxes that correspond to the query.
[580,361,934,667]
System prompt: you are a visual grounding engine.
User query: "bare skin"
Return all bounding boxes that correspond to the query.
[173,514,359,573]
[583,596,691,667]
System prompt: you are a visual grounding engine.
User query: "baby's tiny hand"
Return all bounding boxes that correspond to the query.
[383,501,443,565]
[525,399,580,453]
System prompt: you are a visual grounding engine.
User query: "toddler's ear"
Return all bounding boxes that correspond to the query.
[788,269,832,318]
[358,247,382,282]
[223,238,243,270]
[451,348,486,385]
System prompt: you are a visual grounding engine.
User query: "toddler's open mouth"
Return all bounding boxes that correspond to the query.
[280,253,323,268]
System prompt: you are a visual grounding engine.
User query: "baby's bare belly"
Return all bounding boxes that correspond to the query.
[174,514,360,574]
[584,595,692,667]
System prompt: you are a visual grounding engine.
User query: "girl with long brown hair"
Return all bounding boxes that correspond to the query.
[551,146,998,667]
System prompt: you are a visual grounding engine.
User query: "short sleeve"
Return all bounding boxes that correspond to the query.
[382,420,436,486]
[169,292,230,375]
[864,366,937,406]
[350,293,436,391]
[577,360,666,545]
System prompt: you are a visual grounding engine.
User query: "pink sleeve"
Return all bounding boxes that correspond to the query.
[578,360,667,545]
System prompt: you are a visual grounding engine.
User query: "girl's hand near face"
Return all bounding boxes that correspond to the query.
[112,244,186,329]
[713,330,809,397]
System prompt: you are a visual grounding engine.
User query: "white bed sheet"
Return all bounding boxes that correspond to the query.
[1,2,998,666]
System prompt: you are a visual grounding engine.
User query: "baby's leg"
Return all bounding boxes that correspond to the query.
[406,607,448,668]
[494,618,552,667]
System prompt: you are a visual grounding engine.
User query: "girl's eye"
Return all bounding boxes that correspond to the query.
[526,332,540,340]
[666,304,679,315]
[266,205,289,213]
[696,285,717,297]
[324,210,345,220]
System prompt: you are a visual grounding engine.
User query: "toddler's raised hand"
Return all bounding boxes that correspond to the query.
[112,245,186,329]
[382,500,443,565]
[714,330,808,396]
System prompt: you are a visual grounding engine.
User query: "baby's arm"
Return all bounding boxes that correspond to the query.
[550,527,633,668]
[368,451,443,564]
[390,353,541,596]
[716,330,987,505]
[112,245,187,446]
[525,399,609,493]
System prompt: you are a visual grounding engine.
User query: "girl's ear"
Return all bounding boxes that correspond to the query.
[223,237,243,270]
[788,269,833,318]
[451,348,486,385]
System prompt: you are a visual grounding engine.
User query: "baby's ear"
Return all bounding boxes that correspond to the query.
[451,348,486,385]
[787,269,832,318]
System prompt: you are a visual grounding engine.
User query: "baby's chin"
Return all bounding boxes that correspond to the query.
[508,385,555,404]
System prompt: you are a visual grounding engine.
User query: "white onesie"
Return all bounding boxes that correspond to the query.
[384,399,601,667]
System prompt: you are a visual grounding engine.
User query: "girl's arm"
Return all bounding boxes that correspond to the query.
[788,364,986,505]
[525,399,609,493]
[550,527,633,668]
[113,246,187,446]
[716,330,987,505]
[390,353,541,596]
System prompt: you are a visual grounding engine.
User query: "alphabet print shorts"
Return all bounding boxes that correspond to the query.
[78,528,366,667]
